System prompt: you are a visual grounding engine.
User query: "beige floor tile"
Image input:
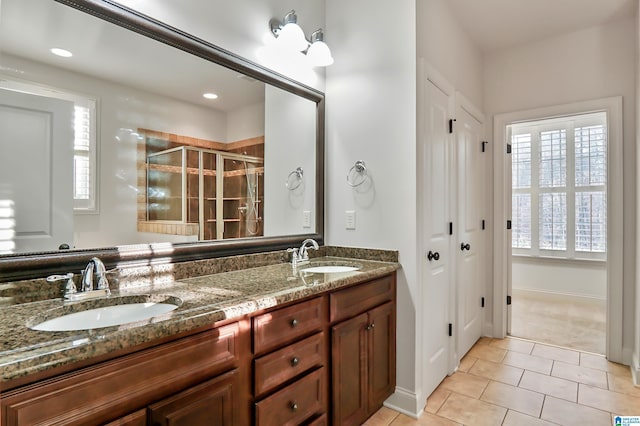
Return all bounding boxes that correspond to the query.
[490,337,535,354]
[551,361,608,389]
[541,395,611,425]
[607,373,640,398]
[458,354,477,373]
[503,409,558,426]
[578,383,640,416]
[503,351,553,375]
[466,344,507,363]
[390,412,461,425]
[476,336,494,345]
[519,370,578,402]
[532,344,580,365]
[480,381,544,417]
[439,372,490,399]
[580,352,632,378]
[364,406,400,425]
[437,392,507,426]
[468,359,524,386]
[425,387,451,414]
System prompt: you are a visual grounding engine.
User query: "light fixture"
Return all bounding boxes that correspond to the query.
[202,93,218,100]
[50,48,73,58]
[270,11,333,67]
[306,29,334,67]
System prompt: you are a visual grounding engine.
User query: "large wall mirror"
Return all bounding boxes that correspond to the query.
[0,0,324,280]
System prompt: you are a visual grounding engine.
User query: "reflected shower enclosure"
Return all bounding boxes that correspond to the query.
[140,131,264,241]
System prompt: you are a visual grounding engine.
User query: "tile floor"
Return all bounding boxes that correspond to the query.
[510,289,606,354]
[365,337,639,426]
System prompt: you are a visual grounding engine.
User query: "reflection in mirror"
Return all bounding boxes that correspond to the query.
[0,0,319,257]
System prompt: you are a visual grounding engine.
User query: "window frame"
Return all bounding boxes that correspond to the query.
[511,112,607,261]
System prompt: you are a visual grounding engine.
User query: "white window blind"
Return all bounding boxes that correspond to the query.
[511,112,606,260]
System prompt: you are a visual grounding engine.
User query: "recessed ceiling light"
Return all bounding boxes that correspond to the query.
[50,48,73,58]
[203,93,218,100]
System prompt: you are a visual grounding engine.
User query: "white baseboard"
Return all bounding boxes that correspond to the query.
[512,287,606,303]
[384,387,424,419]
[630,351,639,385]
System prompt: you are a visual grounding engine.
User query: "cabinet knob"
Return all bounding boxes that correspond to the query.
[290,319,298,328]
[289,401,298,412]
[366,323,375,331]
[291,357,300,367]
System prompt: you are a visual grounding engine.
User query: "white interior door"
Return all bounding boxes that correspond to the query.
[420,69,455,396]
[0,88,74,253]
[455,99,485,358]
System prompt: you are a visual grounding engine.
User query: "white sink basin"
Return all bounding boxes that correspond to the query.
[301,265,360,274]
[30,302,179,332]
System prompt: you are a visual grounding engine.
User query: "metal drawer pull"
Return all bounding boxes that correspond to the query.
[291,357,300,367]
[289,401,298,412]
[291,319,298,328]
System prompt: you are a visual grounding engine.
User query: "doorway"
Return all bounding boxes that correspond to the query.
[509,112,608,354]
[493,97,623,362]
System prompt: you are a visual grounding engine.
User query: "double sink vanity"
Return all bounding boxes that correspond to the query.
[0,246,399,425]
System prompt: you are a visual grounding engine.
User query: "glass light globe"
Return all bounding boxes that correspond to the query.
[307,40,334,67]
[277,22,308,52]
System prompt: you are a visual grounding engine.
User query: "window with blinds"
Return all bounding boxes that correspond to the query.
[73,100,97,212]
[511,112,606,260]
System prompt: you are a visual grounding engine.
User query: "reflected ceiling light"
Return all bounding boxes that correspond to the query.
[203,93,218,100]
[50,48,73,58]
[270,11,333,67]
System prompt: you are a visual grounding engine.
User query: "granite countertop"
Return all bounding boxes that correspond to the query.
[0,256,399,385]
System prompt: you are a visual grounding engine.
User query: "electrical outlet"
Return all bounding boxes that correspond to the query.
[345,210,356,230]
[303,210,311,228]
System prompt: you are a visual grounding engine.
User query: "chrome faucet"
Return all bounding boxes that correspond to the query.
[299,239,319,262]
[287,239,319,267]
[81,257,110,293]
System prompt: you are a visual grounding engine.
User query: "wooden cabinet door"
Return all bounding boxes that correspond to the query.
[331,313,368,426]
[148,369,238,426]
[367,302,396,410]
[104,409,147,426]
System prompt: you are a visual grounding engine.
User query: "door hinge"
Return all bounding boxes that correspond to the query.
[506,144,512,154]
[482,219,486,230]
[481,297,485,308]
[507,295,512,305]
[448,323,453,337]
[449,222,453,235]
[481,141,488,152]
[506,220,512,230]
[449,119,456,134]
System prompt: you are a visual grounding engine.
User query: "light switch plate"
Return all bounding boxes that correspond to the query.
[345,210,356,230]
[303,210,311,228]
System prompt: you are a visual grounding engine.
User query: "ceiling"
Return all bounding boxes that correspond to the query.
[447,0,637,52]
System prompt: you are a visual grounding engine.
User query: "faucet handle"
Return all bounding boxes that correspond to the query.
[46,273,76,295]
[287,247,299,265]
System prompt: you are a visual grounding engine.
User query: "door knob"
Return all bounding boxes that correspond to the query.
[427,251,440,261]
[460,243,471,251]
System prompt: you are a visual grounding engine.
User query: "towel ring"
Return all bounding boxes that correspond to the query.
[286,167,304,190]
[347,160,368,187]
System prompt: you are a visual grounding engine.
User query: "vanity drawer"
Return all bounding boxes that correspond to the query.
[330,274,395,323]
[253,297,325,354]
[255,367,325,426]
[254,332,325,396]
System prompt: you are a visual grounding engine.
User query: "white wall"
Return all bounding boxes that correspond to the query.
[263,85,317,236]
[325,0,419,415]
[513,259,606,299]
[226,102,264,143]
[634,0,640,385]
[416,0,484,109]
[484,17,637,360]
